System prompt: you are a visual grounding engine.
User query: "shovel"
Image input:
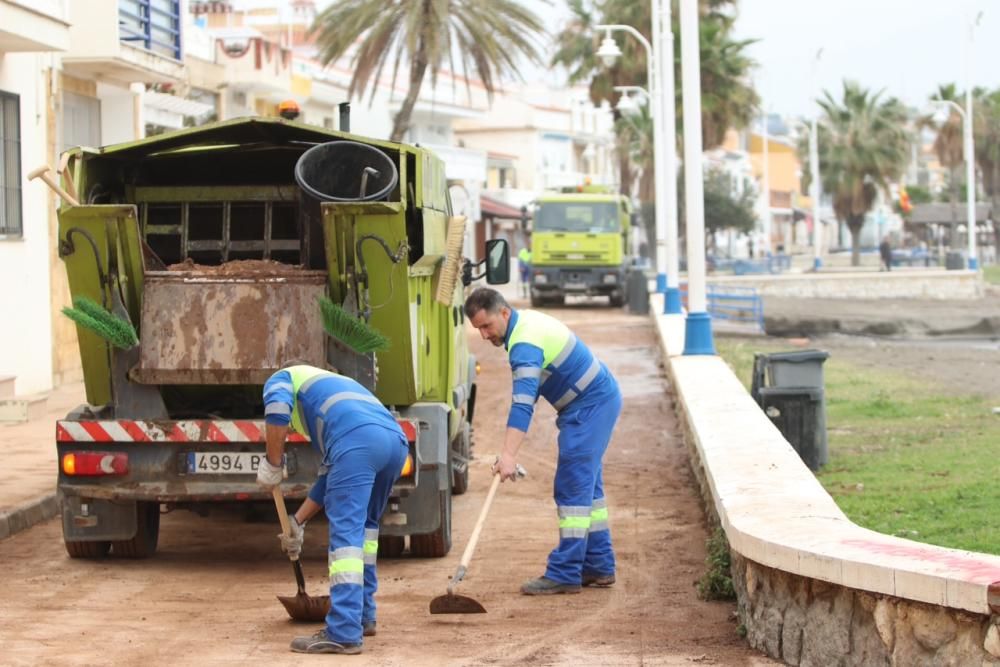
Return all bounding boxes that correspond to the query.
[272,487,331,622]
[430,464,525,614]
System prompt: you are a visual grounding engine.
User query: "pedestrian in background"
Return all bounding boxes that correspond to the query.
[518,245,532,298]
[256,364,408,655]
[464,287,622,595]
[879,236,893,271]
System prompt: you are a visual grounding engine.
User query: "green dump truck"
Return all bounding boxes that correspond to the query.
[53,116,508,559]
[529,187,632,307]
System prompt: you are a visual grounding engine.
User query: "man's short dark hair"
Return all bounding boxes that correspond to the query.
[463,287,509,319]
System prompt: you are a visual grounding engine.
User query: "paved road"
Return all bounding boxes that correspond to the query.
[0,302,772,666]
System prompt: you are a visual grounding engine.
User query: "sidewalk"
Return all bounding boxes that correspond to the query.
[0,382,85,539]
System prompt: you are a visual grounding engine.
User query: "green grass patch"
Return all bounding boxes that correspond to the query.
[716,338,1000,555]
[984,264,1000,285]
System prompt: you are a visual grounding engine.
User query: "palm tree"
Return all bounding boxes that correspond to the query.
[973,87,1000,224]
[551,0,758,251]
[800,81,911,266]
[311,0,547,143]
[918,84,965,225]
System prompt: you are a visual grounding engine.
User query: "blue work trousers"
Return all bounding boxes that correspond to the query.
[544,382,622,584]
[322,424,407,645]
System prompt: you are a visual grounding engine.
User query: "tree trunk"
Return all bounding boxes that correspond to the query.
[949,165,959,225]
[848,215,864,266]
[389,54,428,143]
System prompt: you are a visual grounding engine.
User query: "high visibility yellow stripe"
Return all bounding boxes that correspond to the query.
[363,540,378,554]
[591,508,608,522]
[329,558,364,576]
[559,516,591,530]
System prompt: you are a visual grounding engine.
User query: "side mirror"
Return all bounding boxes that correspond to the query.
[485,239,510,284]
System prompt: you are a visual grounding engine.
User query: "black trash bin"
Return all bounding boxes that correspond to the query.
[626,269,649,314]
[751,349,829,471]
[758,386,827,470]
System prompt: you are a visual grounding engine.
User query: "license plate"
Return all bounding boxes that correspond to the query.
[187,452,270,475]
[564,282,587,291]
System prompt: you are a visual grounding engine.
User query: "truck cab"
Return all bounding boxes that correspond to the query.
[529,187,632,307]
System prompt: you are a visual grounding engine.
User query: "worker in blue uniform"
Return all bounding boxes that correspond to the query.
[464,287,622,595]
[256,364,408,654]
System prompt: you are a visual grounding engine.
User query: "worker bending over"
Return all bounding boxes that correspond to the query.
[256,364,408,654]
[464,287,622,594]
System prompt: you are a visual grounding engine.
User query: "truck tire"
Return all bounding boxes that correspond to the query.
[378,534,405,559]
[409,487,452,557]
[451,421,471,496]
[65,538,111,559]
[609,291,625,308]
[111,501,160,559]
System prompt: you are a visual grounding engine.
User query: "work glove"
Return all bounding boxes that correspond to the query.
[279,516,305,560]
[255,456,284,490]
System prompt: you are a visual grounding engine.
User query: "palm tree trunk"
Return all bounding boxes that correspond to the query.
[390,53,428,143]
[849,216,863,266]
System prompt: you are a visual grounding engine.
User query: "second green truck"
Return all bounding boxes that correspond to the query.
[529,186,633,307]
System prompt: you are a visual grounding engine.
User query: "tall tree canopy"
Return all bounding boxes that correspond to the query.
[312,0,547,142]
[800,81,911,265]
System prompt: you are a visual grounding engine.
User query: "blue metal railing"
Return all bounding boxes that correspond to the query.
[680,283,764,333]
[119,0,181,61]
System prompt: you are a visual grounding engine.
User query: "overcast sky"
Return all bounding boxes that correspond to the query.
[732,0,1000,117]
[310,0,1000,117]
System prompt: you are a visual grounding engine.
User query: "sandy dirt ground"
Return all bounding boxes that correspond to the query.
[763,293,1000,400]
[0,303,774,666]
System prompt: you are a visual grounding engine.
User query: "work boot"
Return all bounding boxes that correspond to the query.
[363,621,376,637]
[289,629,362,655]
[582,572,616,587]
[520,576,581,595]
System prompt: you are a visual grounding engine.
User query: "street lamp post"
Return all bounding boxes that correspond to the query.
[597,5,680,315]
[810,49,823,271]
[679,0,713,354]
[596,23,669,299]
[930,97,977,269]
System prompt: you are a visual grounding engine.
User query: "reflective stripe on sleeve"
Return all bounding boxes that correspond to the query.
[513,366,543,380]
[364,528,379,565]
[264,403,291,416]
[558,505,591,539]
[540,369,551,386]
[553,389,578,411]
[574,359,601,393]
[266,381,293,395]
[328,546,365,585]
[512,394,535,405]
[590,498,609,532]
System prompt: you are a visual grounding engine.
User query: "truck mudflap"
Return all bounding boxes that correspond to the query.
[57,417,418,541]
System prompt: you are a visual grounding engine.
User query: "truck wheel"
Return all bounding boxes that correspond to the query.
[409,488,452,558]
[609,291,625,308]
[65,538,111,559]
[451,421,471,496]
[111,501,160,559]
[378,534,405,559]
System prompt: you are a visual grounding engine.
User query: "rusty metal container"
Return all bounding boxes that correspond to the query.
[135,268,328,385]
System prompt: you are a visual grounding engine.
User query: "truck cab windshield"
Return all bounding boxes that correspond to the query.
[535,202,620,233]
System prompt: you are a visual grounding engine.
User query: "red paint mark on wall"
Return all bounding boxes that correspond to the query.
[842,539,1000,583]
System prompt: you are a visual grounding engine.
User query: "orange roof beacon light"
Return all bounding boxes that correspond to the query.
[277,99,301,121]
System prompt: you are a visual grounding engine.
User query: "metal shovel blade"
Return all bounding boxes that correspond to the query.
[429,592,487,615]
[278,592,331,623]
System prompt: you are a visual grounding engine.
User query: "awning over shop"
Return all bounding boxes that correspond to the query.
[480,194,527,220]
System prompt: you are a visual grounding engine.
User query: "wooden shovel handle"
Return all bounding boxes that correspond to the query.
[458,473,502,571]
[272,486,293,540]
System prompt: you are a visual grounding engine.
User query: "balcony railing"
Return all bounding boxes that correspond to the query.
[119,0,181,61]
